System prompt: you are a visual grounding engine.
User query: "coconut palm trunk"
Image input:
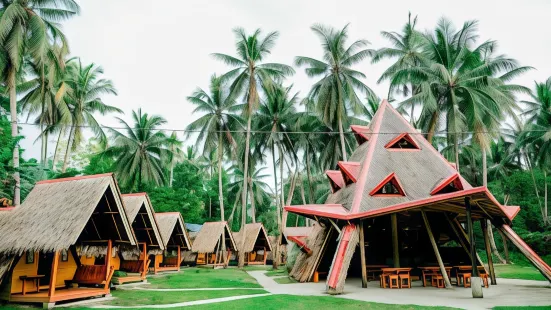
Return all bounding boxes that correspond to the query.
[336,78,347,161]
[306,146,315,204]
[9,71,20,206]
[61,126,75,173]
[218,134,227,265]
[249,179,256,223]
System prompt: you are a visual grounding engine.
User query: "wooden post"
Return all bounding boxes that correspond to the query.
[359,220,368,288]
[177,245,181,271]
[445,213,472,261]
[48,251,60,298]
[391,214,400,268]
[465,197,483,298]
[481,221,497,285]
[421,210,452,288]
[498,230,510,264]
[105,240,112,281]
[141,243,147,278]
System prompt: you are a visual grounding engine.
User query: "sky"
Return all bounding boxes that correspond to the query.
[19,0,551,171]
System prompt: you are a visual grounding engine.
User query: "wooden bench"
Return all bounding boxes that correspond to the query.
[65,265,113,288]
[19,275,44,295]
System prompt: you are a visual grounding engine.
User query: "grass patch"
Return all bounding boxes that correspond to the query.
[494,264,546,281]
[184,294,460,309]
[273,276,297,284]
[100,289,267,306]
[493,307,551,310]
[147,267,262,288]
[243,265,273,271]
[265,269,288,277]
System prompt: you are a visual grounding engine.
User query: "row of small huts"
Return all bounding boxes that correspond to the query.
[0,173,292,308]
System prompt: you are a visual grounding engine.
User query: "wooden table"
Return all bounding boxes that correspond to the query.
[365,265,389,281]
[419,267,452,287]
[454,266,488,286]
[380,268,412,288]
[19,275,44,295]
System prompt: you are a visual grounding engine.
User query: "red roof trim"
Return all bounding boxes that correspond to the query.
[0,207,15,211]
[503,206,521,221]
[350,100,389,213]
[326,170,345,193]
[37,173,113,184]
[351,125,371,144]
[384,132,420,150]
[338,161,361,183]
[502,225,551,274]
[122,192,147,197]
[369,172,406,196]
[430,174,463,195]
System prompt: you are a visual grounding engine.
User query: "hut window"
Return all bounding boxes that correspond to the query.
[385,133,420,150]
[25,251,34,264]
[370,173,405,197]
[430,174,464,195]
[61,250,69,262]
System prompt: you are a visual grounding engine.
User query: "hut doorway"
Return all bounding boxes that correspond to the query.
[37,252,54,285]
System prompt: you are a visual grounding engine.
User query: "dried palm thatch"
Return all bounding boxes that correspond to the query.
[155,212,192,250]
[181,250,197,264]
[326,224,359,294]
[122,193,164,250]
[290,224,333,282]
[0,174,137,255]
[192,221,236,253]
[232,223,272,253]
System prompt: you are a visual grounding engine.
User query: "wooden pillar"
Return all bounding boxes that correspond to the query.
[391,214,400,268]
[105,240,112,281]
[141,243,147,278]
[498,230,510,264]
[177,245,181,271]
[421,210,452,288]
[48,251,60,298]
[359,220,368,288]
[481,220,496,285]
[465,197,483,298]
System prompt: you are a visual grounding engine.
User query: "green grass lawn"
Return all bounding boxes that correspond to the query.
[273,276,297,284]
[100,288,267,306]
[494,264,547,281]
[493,307,551,310]
[147,267,262,288]
[265,268,288,277]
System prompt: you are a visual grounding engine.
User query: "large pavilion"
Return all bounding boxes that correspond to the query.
[285,100,551,294]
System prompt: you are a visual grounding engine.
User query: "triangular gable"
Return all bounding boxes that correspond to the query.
[430,174,464,195]
[385,133,420,150]
[369,173,405,196]
[192,221,237,253]
[351,125,371,145]
[0,173,138,254]
[155,212,192,250]
[326,170,344,193]
[234,223,272,253]
[122,193,165,250]
[338,161,361,184]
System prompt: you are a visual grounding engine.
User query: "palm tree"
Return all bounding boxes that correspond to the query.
[0,0,80,205]
[165,131,184,187]
[186,75,241,222]
[104,109,168,191]
[213,28,294,267]
[373,13,425,123]
[59,58,120,173]
[296,24,374,161]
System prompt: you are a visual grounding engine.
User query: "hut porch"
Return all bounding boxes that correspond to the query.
[154,245,181,274]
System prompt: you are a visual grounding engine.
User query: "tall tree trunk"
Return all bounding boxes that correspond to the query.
[227,187,241,228]
[482,147,487,188]
[336,77,347,161]
[454,137,460,171]
[306,146,314,204]
[52,129,64,171]
[9,71,20,206]
[545,170,548,226]
[169,144,175,187]
[249,179,255,223]
[40,64,46,166]
[218,134,226,264]
[272,141,281,270]
[525,151,544,220]
[426,111,438,144]
[61,126,75,173]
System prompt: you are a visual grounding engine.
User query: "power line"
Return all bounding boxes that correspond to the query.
[12,121,550,135]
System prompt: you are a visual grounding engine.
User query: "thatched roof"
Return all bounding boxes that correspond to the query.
[284,226,314,244]
[122,193,164,250]
[192,221,236,253]
[232,223,272,253]
[155,212,192,250]
[0,174,137,254]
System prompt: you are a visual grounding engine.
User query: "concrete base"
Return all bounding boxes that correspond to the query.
[471,277,484,298]
[43,302,55,309]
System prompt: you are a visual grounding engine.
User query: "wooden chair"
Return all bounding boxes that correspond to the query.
[422,270,437,287]
[433,275,444,288]
[380,272,391,288]
[399,274,411,288]
[461,273,471,288]
[196,253,206,265]
[388,274,400,289]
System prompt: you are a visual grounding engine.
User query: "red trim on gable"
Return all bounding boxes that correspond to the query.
[384,133,420,150]
[502,225,551,274]
[287,236,312,255]
[326,170,345,193]
[350,100,390,214]
[0,207,15,211]
[37,173,114,184]
[369,173,405,196]
[351,125,371,145]
[430,174,463,195]
[338,161,361,183]
[122,192,147,197]
[503,206,520,221]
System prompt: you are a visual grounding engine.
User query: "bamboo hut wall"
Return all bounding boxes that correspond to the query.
[290,224,331,282]
[55,251,78,287]
[10,252,38,294]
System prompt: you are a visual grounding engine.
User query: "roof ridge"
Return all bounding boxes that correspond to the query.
[349,99,389,213]
[36,173,113,184]
[122,192,147,197]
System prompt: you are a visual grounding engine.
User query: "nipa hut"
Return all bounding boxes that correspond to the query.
[192,222,236,267]
[232,223,272,265]
[154,212,192,273]
[0,173,137,308]
[112,193,165,284]
[285,100,551,295]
